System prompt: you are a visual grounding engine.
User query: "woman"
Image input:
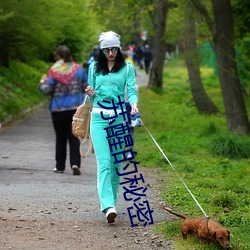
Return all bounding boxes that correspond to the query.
[39,45,88,175]
[86,31,138,223]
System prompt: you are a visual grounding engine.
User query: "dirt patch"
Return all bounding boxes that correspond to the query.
[0,167,173,250]
[0,216,173,250]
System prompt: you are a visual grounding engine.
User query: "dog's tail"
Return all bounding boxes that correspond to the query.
[161,206,187,220]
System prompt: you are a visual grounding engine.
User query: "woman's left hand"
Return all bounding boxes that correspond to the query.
[85,86,96,97]
[131,103,138,116]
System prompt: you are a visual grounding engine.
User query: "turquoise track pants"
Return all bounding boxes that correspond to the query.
[90,111,125,212]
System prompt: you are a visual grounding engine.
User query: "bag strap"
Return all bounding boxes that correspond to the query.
[83,94,88,105]
[124,62,129,100]
[79,137,94,158]
[79,113,94,158]
[92,61,95,89]
[126,62,129,78]
[79,97,94,158]
[126,62,129,90]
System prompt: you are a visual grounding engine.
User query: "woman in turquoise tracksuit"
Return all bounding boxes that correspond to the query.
[86,31,138,223]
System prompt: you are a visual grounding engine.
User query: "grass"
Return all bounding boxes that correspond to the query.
[134,58,250,250]
[0,60,50,124]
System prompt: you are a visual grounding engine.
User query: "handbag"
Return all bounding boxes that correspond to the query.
[72,95,94,158]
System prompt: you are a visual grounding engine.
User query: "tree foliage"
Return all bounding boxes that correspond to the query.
[0,0,99,67]
[91,0,155,46]
[232,0,250,95]
[164,2,184,44]
[232,0,250,39]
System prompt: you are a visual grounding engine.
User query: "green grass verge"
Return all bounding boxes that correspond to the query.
[0,60,50,123]
[134,58,250,250]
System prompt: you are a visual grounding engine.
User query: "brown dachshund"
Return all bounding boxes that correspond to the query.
[162,207,231,249]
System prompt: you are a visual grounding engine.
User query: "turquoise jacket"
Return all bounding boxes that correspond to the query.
[87,62,138,109]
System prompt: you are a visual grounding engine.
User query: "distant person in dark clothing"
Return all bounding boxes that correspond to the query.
[133,45,144,69]
[143,44,152,74]
[84,46,100,72]
[39,45,88,175]
[88,46,99,64]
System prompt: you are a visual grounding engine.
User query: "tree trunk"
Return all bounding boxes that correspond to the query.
[191,0,250,134]
[212,0,250,134]
[184,4,218,114]
[147,0,169,90]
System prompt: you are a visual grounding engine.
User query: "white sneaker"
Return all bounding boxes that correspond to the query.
[53,168,64,173]
[105,207,117,223]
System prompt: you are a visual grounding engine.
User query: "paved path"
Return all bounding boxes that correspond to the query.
[0,70,171,249]
[0,68,152,222]
[135,68,149,88]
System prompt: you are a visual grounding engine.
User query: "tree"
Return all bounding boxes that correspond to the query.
[184,1,218,114]
[0,0,98,66]
[148,0,177,89]
[0,0,58,66]
[191,0,250,134]
[91,0,155,48]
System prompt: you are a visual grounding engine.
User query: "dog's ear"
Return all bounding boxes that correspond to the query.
[213,231,217,240]
[227,230,230,240]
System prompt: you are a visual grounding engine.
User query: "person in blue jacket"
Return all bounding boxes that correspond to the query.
[39,45,88,175]
[86,31,138,223]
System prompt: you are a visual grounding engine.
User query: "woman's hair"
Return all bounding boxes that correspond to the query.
[54,45,73,63]
[95,48,126,75]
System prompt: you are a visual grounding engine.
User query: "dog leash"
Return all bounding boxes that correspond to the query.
[139,118,209,218]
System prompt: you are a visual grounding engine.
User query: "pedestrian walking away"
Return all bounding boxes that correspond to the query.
[143,44,153,75]
[85,31,138,223]
[39,45,88,176]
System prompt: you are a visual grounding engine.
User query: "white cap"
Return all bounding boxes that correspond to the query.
[99,31,121,49]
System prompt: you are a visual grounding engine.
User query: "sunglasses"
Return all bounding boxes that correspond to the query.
[102,47,119,55]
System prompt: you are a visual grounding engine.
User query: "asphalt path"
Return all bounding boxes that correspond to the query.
[0,69,171,249]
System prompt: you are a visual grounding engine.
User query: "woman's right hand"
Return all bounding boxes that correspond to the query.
[131,103,138,116]
[40,74,47,83]
[85,86,95,97]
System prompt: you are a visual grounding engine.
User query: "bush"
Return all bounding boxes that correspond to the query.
[0,60,49,123]
[210,191,237,209]
[210,135,250,159]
